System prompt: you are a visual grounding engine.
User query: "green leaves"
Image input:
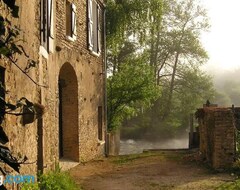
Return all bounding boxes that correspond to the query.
[106,0,163,46]
[106,0,214,135]
[107,60,160,131]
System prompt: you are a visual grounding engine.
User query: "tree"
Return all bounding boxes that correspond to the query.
[106,0,215,137]
[107,57,160,131]
[152,0,210,119]
[106,0,163,131]
[106,0,163,74]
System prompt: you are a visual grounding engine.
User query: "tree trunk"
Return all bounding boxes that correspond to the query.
[162,51,180,120]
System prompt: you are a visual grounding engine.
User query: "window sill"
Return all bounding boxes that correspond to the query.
[66,35,76,42]
[89,50,100,57]
[39,46,49,59]
[97,140,105,146]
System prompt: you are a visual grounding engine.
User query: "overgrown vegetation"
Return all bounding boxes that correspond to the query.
[21,166,80,190]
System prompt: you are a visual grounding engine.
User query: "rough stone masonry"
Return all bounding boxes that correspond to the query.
[196,107,237,169]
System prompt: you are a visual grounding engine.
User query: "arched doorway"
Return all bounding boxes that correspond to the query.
[58,63,79,161]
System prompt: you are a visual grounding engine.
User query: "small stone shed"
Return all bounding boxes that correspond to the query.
[196,106,240,169]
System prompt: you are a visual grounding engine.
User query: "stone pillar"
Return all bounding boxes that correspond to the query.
[196,107,236,169]
[106,130,120,156]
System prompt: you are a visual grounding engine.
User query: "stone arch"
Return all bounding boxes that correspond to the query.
[58,63,79,161]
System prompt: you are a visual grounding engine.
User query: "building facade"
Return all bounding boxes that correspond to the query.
[0,0,106,176]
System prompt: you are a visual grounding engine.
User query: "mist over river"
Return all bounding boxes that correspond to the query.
[120,138,189,155]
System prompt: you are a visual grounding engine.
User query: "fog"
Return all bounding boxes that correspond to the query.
[120,68,240,155]
[208,68,240,107]
[120,137,189,155]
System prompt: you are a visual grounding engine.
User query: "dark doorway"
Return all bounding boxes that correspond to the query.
[58,79,64,158]
[58,63,79,161]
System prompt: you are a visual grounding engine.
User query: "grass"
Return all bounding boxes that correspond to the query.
[215,159,240,189]
[111,150,187,165]
[111,151,164,164]
[216,180,240,190]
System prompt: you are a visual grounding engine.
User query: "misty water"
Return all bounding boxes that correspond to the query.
[120,137,189,155]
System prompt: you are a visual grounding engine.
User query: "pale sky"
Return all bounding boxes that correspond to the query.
[201,0,240,71]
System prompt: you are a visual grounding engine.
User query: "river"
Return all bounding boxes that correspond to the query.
[119,138,189,155]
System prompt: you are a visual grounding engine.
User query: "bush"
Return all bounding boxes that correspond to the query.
[21,165,80,190]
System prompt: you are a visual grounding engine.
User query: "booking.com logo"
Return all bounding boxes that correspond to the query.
[0,175,35,185]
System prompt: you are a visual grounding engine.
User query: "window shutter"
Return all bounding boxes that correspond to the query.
[97,5,101,54]
[71,3,77,40]
[41,0,48,49]
[48,0,54,39]
[88,0,93,50]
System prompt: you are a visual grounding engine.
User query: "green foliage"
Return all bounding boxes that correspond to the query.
[21,166,80,190]
[216,180,240,190]
[106,0,163,131]
[122,66,215,139]
[106,0,163,46]
[107,58,160,131]
[106,0,215,136]
[21,182,39,190]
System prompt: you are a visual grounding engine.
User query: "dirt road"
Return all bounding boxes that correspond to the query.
[69,151,235,190]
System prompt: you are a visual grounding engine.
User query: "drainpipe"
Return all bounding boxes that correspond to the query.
[103,4,108,157]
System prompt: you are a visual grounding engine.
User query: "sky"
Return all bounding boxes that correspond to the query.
[200,0,240,72]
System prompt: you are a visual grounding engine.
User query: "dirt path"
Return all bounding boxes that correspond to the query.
[69,151,235,190]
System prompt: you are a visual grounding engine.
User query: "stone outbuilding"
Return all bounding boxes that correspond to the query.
[0,0,106,177]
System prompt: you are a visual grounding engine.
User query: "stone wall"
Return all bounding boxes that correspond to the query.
[0,0,40,178]
[0,0,106,182]
[196,107,236,169]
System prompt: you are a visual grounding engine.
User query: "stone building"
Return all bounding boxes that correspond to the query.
[0,0,106,177]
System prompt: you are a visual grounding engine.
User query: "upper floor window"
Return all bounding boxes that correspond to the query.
[66,1,77,41]
[40,0,54,53]
[88,0,102,55]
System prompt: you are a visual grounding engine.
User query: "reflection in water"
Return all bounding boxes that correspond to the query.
[120,138,189,155]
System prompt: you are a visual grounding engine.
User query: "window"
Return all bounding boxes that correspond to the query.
[66,1,76,41]
[98,106,103,141]
[88,0,102,54]
[40,0,54,52]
